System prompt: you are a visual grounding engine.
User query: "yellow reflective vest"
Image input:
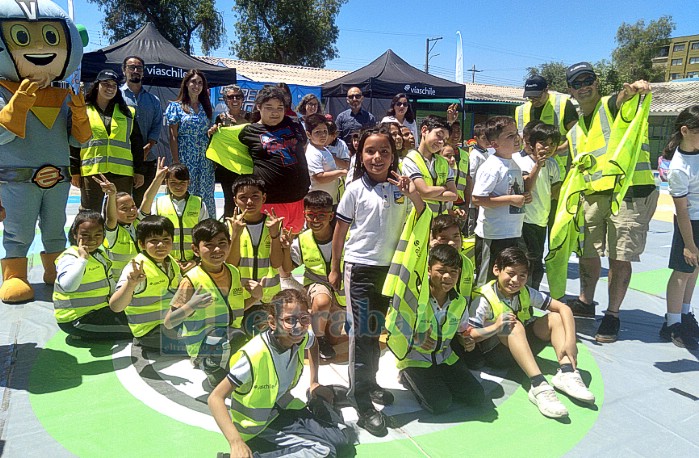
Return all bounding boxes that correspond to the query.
[475,280,532,323]
[125,253,182,337]
[53,247,112,323]
[232,218,281,303]
[455,146,470,202]
[104,223,139,280]
[206,123,253,175]
[229,333,307,441]
[181,264,246,357]
[155,194,202,262]
[406,149,452,214]
[80,105,135,176]
[297,230,345,306]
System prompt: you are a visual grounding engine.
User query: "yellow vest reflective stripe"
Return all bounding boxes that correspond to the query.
[455,147,470,202]
[297,230,345,306]
[155,194,201,262]
[53,247,112,323]
[393,294,468,370]
[233,218,281,303]
[181,264,245,357]
[205,123,253,174]
[406,149,451,214]
[125,253,182,337]
[627,133,655,186]
[229,333,307,441]
[475,280,532,322]
[80,105,135,176]
[104,223,139,280]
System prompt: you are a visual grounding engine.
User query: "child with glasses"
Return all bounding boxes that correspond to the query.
[208,289,355,458]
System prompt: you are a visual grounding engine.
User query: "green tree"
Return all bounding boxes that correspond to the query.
[526,61,569,93]
[612,15,675,83]
[231,0,347,67]
[88,0,226,55]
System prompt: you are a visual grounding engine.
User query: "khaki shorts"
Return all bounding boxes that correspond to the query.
[581,190,658,262]
[307,283,336,304]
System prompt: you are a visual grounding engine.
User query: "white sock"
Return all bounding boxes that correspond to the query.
[667,313,682,326]
[682,303,692,314]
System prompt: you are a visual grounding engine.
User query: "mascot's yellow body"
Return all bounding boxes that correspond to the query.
[0,0,90,303]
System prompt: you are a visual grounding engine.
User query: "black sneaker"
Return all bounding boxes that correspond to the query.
[682,312,699,338]
[567,298,596,318]
[660,322,699,350]
[357,408,388,437]
[595,314,620,343]
[318,336,336,360]
[369,384,394,406]
[200,358,227,391]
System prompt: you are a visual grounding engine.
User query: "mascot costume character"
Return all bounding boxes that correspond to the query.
[0,0,90,303]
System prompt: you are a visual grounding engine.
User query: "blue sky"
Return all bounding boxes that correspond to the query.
[66,0,698,87]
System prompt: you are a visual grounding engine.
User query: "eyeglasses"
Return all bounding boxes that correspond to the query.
[304,211,332,221]
[226,94,243,100]
[570,77,596,90]
[306,102,319,107]
[395,102,409,107]
[126,65,144,71]
[280,313,312,328]
[348,94,363,100]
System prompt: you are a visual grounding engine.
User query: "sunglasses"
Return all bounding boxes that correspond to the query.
[126,65,144,71]
[226,94,244,100]
[304,211,332,221]
[348,94,363,100]
[280,313,312,328]
[570,77,596,90]
[395,102,409,107]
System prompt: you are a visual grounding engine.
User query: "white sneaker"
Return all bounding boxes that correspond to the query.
[528,383,569,418]
[551,369,595,404]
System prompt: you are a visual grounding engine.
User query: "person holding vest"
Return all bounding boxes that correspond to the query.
[388,244,485,414]
[109,216,182,350]
[287,191,347,361]
[226,176,284,334]
[165,219,262,390]
[147,163,209,272]
[70,69,145,212]
[563,62,658,344]
[516,75,578,178]
[401,115,458,214]
[208,289,355,458]
[469,247,594,419]
[53,210,132,340]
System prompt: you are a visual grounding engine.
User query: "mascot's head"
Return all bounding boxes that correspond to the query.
[0,0,84,84]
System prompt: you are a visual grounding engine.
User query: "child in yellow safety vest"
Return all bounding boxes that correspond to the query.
[109,215,182,350]
[145,161,209,272]
[226,176,284,334]
[208,289,355,457]
[164,219,262,390]
[284,190,347,361]
[468,247,595,419]
[53,210,132,340]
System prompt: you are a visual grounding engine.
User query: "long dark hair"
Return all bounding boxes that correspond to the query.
[175,69,213,119]
[386,93,415,123]
[85,80,132,119]
[351,126,398,182]
[663,105,699,160]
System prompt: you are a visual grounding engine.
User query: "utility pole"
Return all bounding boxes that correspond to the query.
[467,64,482,83]
[425,37,443,74]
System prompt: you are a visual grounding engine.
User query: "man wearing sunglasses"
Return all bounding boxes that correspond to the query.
[121,55,163,206]
[563,62,657,344]
[515,75,578,177]
[336,87,376,145]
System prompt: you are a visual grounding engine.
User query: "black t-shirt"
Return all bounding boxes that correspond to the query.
[530,98,579,130]
[239,116,310,203]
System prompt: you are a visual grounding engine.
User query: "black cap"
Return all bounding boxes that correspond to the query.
[566,62,596,85]
[523,75,548,97]
[95,69,120,82]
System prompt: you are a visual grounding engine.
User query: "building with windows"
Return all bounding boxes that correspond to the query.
[653,34,699,81]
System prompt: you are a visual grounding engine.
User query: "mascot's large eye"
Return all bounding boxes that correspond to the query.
[42,25,60,46]
[10,24,31,47]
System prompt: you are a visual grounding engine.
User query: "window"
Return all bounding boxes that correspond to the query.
[674,43,686,52]
[670,73,681,80]
[689,57,699,65]
[692,42,699,50]
[671,58,683,66]
[688,72,699,78]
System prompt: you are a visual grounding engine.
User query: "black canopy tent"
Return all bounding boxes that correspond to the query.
[321,49,465,121]
[81,22,236,87]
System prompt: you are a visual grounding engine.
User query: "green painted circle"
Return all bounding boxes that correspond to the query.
[29,333,602,457]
